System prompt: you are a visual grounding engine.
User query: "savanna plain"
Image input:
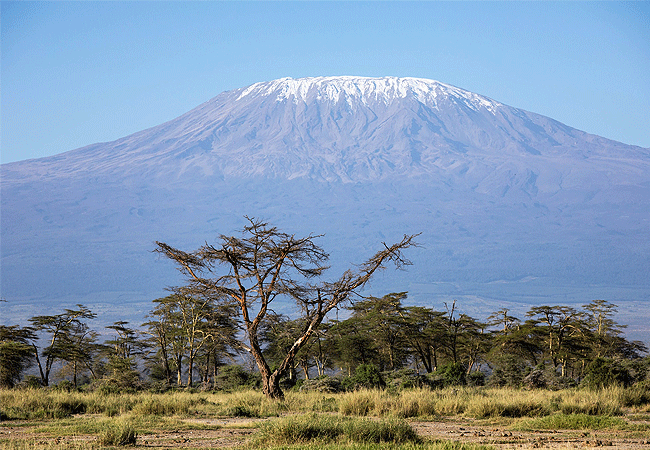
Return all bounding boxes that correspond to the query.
[2,386,650,450]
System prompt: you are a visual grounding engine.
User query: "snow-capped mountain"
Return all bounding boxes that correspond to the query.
[2,76,649,338]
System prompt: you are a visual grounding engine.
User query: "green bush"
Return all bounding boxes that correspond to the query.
[383,369,431,390]
[581,357,632,389]
[343,364,386,391]
[467,371,485,387]
[214,365,260,391]
[300,376,343,393]
[437,363,466,387]
[487,357,528,388]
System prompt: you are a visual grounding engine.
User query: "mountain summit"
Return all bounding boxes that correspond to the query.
[2,76,649,338]
[6,76,645,185]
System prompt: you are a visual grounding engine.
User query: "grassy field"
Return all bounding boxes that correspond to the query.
[1,386,649,449]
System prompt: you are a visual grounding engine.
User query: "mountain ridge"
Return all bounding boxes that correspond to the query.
[4,77,648,186]
[2,76,649,339]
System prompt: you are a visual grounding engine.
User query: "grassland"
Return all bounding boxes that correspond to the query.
[1,386,649,449]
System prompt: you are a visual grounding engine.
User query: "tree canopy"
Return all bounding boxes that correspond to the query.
[155,217,419,399]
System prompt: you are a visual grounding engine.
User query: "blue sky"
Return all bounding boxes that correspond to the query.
[2,1,649,164]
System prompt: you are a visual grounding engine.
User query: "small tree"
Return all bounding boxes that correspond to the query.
[142,298,178,385]
[102,321,146,389]
[0,325,37,388]
[56,320,100,387]
[155,217,418,399]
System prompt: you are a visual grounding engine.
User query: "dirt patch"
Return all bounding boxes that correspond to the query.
[410,418,650,449]
[2,415,649,449]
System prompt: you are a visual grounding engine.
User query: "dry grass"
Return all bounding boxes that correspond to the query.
[2,385,648,421]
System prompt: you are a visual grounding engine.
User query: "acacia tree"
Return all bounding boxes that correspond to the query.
[56,320,100,387]
[401,306,447,373]
[346,293,410,371]
[29,305,96,386]
[0,325,37,388]
[197,301,241,387]
[103,321,147,388]
[155,217,418,399]
[328,315,379,375]
[526,305,586,377]
[142,297,179,385]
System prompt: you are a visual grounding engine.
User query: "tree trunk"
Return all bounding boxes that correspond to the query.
[32,344,47,386]
[187,356,194,387]
[263,371,284,400]
[176,355,183,386]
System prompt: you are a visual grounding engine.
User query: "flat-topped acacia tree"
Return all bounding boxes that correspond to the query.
[155,217,418,399]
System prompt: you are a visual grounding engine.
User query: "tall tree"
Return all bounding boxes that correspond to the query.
[346,293,410,371]
[29,305,96,386]
[171,292,215,386]
[401,305,447,373]
[327,316,379,375]
[197,300,241,387]
[155,217,418,399]
[526,305,586,377]
[142,298,178,385]
[442,301,483,369]
[56,320,100,387]
[142,295,188,385]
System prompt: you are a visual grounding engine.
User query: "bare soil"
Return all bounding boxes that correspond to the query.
[2,415,649,449]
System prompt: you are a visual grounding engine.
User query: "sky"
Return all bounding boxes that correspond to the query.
[2,1,649,164]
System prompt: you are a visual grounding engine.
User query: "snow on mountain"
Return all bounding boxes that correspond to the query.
[2,76,649,339]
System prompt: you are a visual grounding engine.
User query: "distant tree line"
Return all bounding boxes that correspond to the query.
[1,220,648,394]
[2,295,647,393]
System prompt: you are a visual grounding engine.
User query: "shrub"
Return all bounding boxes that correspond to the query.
[300,376,343,393]
[343,364,386,391]
[437,363,466,387]
[467,371,485,387]
[487,357,528,388]
[19,375,43,389]
[214,365,260,391]
[383,369,431,390]
[582,357,632,389]
[522,369,547,389]
[98,420,138,446]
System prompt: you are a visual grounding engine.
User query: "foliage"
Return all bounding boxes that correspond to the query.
[28,305,97,387]
[343,364,386,391]
[0,325,36,388]
[430,362,466,387]
[155,217,418,399]
[214,364,261,391]
[581,357,633,389]
[300,376,343,393]
[2,243,649,395]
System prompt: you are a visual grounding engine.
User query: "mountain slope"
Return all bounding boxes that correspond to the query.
[2,76,649,338]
